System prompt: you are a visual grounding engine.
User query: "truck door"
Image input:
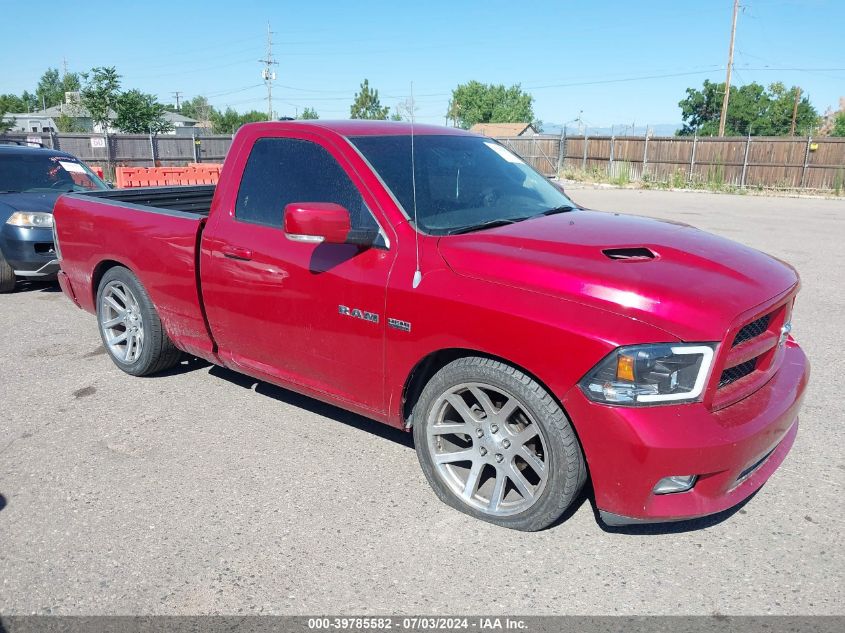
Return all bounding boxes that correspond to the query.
[201,134,395,413]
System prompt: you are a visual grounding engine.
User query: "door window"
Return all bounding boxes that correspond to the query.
[235,137,378,232]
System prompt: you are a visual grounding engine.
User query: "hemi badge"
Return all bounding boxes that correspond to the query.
[388,318,412,332]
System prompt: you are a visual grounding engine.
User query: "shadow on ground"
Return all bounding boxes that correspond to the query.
[206,363,415,450]
[145,356,762,533]
[13,280,60,293]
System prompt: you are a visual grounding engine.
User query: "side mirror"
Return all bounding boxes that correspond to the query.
[284,202,351,245]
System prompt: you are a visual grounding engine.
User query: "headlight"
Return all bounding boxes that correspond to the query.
[579,343,716,406]
[6,212,54,228]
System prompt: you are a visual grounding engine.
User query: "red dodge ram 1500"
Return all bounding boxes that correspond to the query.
[53,121,809,530]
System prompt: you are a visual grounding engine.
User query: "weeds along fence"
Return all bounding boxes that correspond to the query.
[1,132,233,179]
[496,134,845,191]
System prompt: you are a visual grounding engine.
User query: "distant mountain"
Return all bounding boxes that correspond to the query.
[541,122,681,137]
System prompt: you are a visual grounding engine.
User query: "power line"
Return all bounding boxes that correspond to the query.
[131,57,257,80]
[525,68,723,90]
[205,83,265,99]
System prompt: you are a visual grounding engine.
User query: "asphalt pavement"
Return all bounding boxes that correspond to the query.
[0,187,842,615]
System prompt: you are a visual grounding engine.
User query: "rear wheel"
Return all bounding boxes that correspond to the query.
[96,266,181,376]
[0,251,16,293]
[412,357,587,531]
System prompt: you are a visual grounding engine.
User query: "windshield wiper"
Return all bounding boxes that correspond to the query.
[534,205,575,217]
[447,217,525,235]
[0,190,22,194]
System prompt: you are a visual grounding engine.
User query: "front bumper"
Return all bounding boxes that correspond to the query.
[562,340,809,525]
[0,224,58,277]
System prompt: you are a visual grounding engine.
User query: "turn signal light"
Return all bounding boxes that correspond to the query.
[616,354,635,381]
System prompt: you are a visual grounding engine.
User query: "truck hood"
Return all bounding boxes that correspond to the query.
[437,210,798,341]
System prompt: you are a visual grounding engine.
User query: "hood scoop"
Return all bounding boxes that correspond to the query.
[602,247,656,261]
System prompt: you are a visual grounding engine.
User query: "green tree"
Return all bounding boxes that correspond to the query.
[54,112,87,133]
[211,108,266,134]
[0,109,13,133]
[19,91,39,113]
[0,93,29,114]
[36,68,81,109]
[80,66,121,132]
[350,79,389,120]
[447,81,535,129]
[298,107,319,120]
[115,89,173,134]
[176,96,215,123]
[678,80,818,136]
[832,111,845,137]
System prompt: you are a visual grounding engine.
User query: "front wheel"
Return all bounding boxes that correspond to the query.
[413,357,587,531]
[96,266,182,376]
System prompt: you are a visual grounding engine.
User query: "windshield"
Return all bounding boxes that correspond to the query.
[349,134,575,235]
[0,153,108,193]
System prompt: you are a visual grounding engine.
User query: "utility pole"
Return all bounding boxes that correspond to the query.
[718,0,740,137]
[790,87,801,136]
[171,91,183,111]
[259,22,279,121]
[62,57,69,77]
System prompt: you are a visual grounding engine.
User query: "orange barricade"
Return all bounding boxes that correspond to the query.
[114,164,223,188]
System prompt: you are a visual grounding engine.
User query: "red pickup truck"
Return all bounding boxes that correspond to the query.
[53,121,809,530]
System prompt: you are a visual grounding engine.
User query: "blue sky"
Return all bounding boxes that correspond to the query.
[2,0,842,128]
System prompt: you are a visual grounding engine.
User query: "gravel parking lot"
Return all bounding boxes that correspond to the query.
[1,188,842,615]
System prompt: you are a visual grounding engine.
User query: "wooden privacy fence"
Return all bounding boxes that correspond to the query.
[4,131,844,191]
[496,134,845,191]
[0,132,233,175]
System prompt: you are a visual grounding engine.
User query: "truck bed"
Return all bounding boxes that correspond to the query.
[78,185,216,216]
[53,188,216,361]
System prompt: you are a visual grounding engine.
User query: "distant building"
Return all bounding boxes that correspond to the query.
[2,94,201,136]
[469,122,539,137]
[163,111,203,135]
[1,113,58,133]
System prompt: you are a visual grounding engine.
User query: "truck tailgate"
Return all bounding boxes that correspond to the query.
[53,194,215,361]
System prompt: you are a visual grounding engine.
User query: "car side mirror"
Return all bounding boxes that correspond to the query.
[284,202,351,245]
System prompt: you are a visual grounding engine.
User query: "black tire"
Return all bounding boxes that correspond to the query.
[412,357,587,531]
[96,266,182,376]
[0,250,16,293]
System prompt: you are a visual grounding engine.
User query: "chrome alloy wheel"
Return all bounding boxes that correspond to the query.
[426,382,549,516]
[99,280,145,364]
